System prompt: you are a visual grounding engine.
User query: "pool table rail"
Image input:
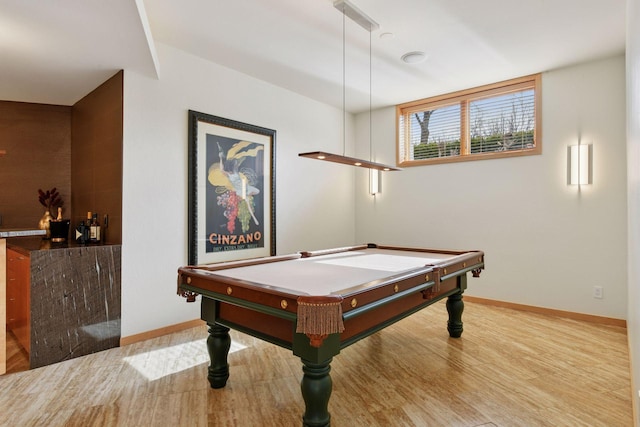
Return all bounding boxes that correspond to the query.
[177,245,485,347]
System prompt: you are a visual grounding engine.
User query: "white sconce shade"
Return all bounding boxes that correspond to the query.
[370,169,381,195]
[568,144,592,185]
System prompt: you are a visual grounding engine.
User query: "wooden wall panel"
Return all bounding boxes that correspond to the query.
[1,239,6,375]
[0,102,72,228]
[71,71,123,244]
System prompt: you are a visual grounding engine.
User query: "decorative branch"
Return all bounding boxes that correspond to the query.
[37,187,64,213]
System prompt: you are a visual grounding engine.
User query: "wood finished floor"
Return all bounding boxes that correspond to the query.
[0,300,632,426]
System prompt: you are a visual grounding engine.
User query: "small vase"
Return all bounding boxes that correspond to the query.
[38,210,54,239]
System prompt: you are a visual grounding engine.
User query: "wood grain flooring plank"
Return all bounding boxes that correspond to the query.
[0,300,632,426]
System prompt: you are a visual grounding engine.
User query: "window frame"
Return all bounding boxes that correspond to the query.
[396,74,541,167]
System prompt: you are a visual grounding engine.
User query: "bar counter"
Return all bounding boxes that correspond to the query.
[6,236,108,252]
[5,236,121,369]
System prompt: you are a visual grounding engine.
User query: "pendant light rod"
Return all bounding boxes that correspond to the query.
[342,1,346,156]
[369,23,373,163]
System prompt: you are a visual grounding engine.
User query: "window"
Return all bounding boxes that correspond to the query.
[397,74,541,166]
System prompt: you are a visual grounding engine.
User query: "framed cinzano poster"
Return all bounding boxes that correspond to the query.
[188,110,276,265]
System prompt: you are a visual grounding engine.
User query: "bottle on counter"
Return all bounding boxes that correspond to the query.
[86,211,94,243]
[102,213,108,243]
[76,211,92,244]
[56,207,63,221]
[90,213,101,243]
[75,221,86,243]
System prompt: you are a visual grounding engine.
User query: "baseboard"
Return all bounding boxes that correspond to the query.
[120,318,205,346]
[464,296,627,328]
[119,297,626,346]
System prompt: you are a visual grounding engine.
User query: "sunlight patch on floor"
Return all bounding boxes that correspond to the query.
[123,339,247,381]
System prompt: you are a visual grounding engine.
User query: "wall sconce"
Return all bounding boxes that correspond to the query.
[370,169,381,195]
[568,144,592,185]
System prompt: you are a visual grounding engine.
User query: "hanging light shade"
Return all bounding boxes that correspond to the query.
[298,151,399,171]
[299,0,400,173]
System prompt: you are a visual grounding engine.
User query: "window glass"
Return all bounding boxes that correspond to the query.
[397,74,540,166]
[411,104,461,160]
[469,90,535,154]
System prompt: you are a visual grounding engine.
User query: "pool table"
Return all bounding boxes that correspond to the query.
[177,243,484,427]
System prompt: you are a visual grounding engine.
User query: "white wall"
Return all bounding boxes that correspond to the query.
[355,55,628,319]
[121,43,357,337]
[121,44,629,342]
[626,0,640,423]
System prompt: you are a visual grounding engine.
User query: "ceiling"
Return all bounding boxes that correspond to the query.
[0,0,626,113]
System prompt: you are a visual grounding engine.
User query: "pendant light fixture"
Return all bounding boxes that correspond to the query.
[298,0,400,172]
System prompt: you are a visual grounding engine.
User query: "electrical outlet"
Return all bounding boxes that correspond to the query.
[593,286,603,299]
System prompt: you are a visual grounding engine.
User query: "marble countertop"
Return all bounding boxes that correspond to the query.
[0,228,46,238]
[6,236,119,253]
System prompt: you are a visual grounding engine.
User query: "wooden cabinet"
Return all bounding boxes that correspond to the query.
[6,248,30,353]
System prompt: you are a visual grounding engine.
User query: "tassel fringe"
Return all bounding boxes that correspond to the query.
[296,296,345,335]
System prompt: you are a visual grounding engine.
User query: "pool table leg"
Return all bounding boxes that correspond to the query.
[300,357,332,427]
[446,292,464,338]
[206,322,231,389]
